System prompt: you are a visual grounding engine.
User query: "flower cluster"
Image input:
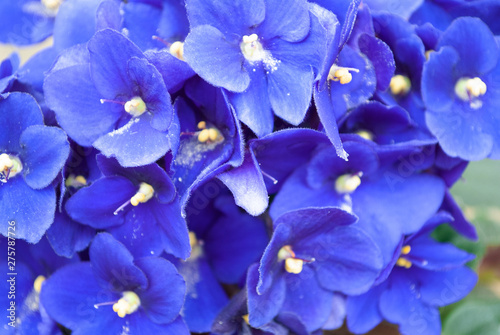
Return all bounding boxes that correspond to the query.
[1,0,498,334]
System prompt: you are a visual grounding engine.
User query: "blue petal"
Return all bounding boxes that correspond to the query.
[128,314,190,334]
[145,49,196,94]
[0,92,43,153]
[134,257,185,324]
[65,176,135,229]
[184,25,250,93]
[88,29,144,99]
[258,0,310,42]
[20,125,69,190]
[185,0,265,36]
[346,284,386,334]
[218,150,268,216]
[364,0,423,20]
[358,33,395,91]
[44,64,123,147]
[95,0,122,31]
[177,257,228,332]
[121,2,162,51]
[93,112,171,167]
[0,177,55,243]
[247,263,286,328]
[89,233,148,291]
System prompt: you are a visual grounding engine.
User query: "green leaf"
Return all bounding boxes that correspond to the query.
[443,300,500,335]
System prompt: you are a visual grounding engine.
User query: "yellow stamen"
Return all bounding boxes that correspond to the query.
[197,129,210,143]
[33,275,46,294]
[197,121,206,129]
[401,245,411,255]
[170,41,185,61]
[240,34,266,62]
[0,154,22,179]
[197,127,222,143]
[189,231,198,249]
[65,174,87,188]
[335,173,362,194]
[242,314,250,325]
[112,291,140,318]
[328,65,359,84]
[396,257,412,269]
[124,97,147,117]
[390,75,411,96]
[41,0,62,11]
[356,130,374,141]
[425,50,433,60]
[130,182,154,206]
[285,258,303,274]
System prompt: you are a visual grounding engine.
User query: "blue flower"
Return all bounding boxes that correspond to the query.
[247,208,382,330]
[346,213,477,335]
[0,92,69,243]
[44,28,175,167]
[183,0,330,137]
[65,155,190,259]
[422,17,500,160]
[40,233,190,334]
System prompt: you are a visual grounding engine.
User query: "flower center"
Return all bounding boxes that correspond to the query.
[390,75,411,96]
[41,0,62,11]
[33,275,46,294]
[65,174,87,188]
[0,154,23,183]
[240,34,266,62]
[455,77,487,109]
[396,245,412,269]
[196,121,223,144]
[112,291,141,318]
[170,41,185,61]
[335,172,362,194]
[130,182,155,206]
[328,65,360,84]
[124,97,147,117]
[278,245,304,274]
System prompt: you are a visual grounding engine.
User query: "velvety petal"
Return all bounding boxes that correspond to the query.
[177,257,228,332]
[128,314,190,334]
[145,49,196,94]
[227,66,273,137]
[46,208,95,258]
[205,211,269,284]
[65,176,135,229]
[437,17,499,75]
[20,125,69,189]
[258,0,310,42]
[0,92,43,153]
[184,25,249,93]
[89,233,148,292]
[134,257,185,324]
[358,33,395,91]
[185,0,265,36]
[247,263,286,328]
[218,150,268,216]
[127,57,172,132]
[93,112,171,167]
[267,62,313,126]
[95,0,122,31]
[0,177,55,243]
[311,226,383,295]
[417,267,477,307]
[40,262,121,332]
[313,85,348,160]
[280,267,333,331]
[121,2,162,51]
[346,284,386,334]
[441,191,477,240]
[88,29,144,99]
[44,64,123,147]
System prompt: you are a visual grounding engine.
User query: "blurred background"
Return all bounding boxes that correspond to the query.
[2,40,500,335]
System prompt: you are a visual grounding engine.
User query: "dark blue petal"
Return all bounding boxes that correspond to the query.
[358,33,395,91]
[65,176,135,229]
[44,64,123,147]
[184,25,250,93]
[346,284,386,334]
[247,263,286,328]
[134,257,185,324]
[145,49,196,94]
[89,233,148,291]
[128,314,190,334]
[88,29,144,99]
[121,2,162,51]
[0,92,43,153]
[20,125,69,190]
[0,177,55,243]
[93,112,171,167]
[258,0,310,42]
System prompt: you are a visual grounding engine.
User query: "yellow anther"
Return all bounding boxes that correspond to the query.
[208,128,219,142]
[197,121,206,129]
[356,130,374,141]
[124,97,147,117]
[396,257,412,269]
[390,75,411,96]
[240,34,267,62]
[33,275,46,294]
[401,245,411,255]
[242,314,250,325]
[189,231,198,249]
[335,173,362,194]
[130,182,154,206]
[285,258,304,274]
[328,65,359,84]
[42,0,62,11]
[242,34,258,44]
[277,245,295,261]
[466,77,487,97]
[0,154,22,179]
[425,50,433,60]
[197,129,210,143]
[75,175,87,185]
[65,174,87,188]
[112,291,140,318]
[170,41,185,61]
